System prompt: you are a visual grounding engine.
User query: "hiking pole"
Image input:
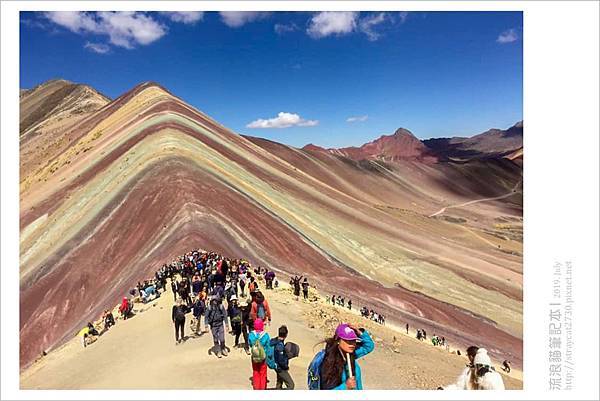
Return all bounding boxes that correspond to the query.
[346,353,353,378]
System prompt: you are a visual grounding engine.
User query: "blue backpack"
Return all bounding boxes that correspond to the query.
[307,350,326,390]
[257,303,266,320]
[266,341,277,370]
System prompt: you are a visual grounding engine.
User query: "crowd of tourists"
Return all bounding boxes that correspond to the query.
[75,247,508,391]
[328,294,386,326]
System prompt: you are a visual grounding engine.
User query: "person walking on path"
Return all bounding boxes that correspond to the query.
[270,325,295,389]
[248,318,271,390]
[172,298,188,345]
[204,295,229,358]
[227,295,244,348]
[250,291,272,325]
[191,295,206,334]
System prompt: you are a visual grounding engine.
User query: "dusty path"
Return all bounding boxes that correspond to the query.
[21,283,522,390]
[428,179,523,218]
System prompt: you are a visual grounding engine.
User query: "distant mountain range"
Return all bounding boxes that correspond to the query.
[303,121,523,162]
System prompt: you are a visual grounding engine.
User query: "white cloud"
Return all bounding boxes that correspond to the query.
[44,11,101,34]
[84,41,110,54]
[97,12,166,48]
[346,115,368,123]
[358,13,387,41]
[44,11,167,49]
[497,28,518,44]
[307,12,358,39]
[274,23,298,35]
[246,112,319,129]
[160,12,204,24]
[219,12,270,28]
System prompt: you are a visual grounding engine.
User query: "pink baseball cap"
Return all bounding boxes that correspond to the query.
[335,323,361,341]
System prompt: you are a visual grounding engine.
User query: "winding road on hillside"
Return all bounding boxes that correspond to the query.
[428,179,522,218]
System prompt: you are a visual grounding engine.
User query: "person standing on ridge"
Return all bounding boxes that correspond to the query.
[302,277,310,300]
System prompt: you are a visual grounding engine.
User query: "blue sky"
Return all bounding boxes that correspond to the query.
[20,11,522,148]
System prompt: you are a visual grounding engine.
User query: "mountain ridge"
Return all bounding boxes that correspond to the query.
[19,79,523,371]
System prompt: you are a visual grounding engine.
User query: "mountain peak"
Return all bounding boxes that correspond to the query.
[392,127,416,138]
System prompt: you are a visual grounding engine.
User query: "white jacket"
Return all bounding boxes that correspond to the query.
[445,366,505,390]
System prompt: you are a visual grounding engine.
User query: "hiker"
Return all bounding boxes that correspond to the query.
[440,346,505,390]
[103,310,115,331]
[291,275,302,299]
[347,300,352,310]
[78,323,98,348]
[406,323,409,334]
[119,297,132,320]
[170,278,178,302]
[191,295,206,334]
[302,277,310,300]
[178,278,192,306]
[250,291,272,325]
[264,270,275,290]
[141,284,157,303]
[239,298,252,354]
[172,298,188,344]
[227,295,244,348]
[248,276,260,295]
[307,323,375,390]
[239,271,247,297]
[205,295,229,358]
[270,325,295,389]
[331,295,335,305]
[248,318,271,390]
[502,360,511,373]
[192,275,202,298]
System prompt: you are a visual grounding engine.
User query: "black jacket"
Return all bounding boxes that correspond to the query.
[172,305,188,322]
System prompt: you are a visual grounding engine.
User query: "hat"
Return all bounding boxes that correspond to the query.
[230,295,238,301]
[335,323,361,341]
[473,348,492,366]
[254,318,264,332]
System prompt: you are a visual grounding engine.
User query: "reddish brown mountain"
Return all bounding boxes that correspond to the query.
[303,128,437,162]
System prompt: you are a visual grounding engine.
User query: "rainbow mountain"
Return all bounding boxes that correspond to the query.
[19,80,523,369]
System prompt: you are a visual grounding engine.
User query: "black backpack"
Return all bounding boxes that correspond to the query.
[207,304,225,325]
[174,305,186,322]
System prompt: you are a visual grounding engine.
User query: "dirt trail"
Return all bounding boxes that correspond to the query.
[429,179,522,218]
[21,282,522,390]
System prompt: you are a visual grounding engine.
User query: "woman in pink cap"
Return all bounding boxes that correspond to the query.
[248,318,271,390]
[307,323,374,390]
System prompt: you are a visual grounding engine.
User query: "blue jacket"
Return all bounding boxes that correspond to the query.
[270,338,289,370]
[332,330,375,390]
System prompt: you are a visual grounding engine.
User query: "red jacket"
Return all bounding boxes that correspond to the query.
[250,299,271,322]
